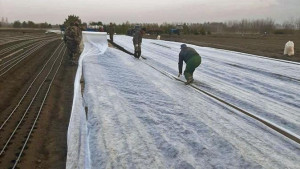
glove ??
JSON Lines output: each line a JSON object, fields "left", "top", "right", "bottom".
{"left": 178, "top": 73, "right": 181, "bottom": 77}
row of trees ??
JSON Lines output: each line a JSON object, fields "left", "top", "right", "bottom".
{"left": 110, "top": 18, "right": 300, "bottom": 35}
{"left": 3, "top": 15, "right": 300, "bottom": 35}
{"left": 223, "top": 18, "right": 300, "bottom": 33}
{"left": 61, "top": 15, "right": 300, "bottom": 35}
{"left": 0, "top": 20, "right": 53, "bottom": 29}
{"left": 12, "top": 20, "right": 52, "bottom": 28}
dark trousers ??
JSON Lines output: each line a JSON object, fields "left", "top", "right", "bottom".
{"left": 110, "top": 34, "right": 113, "bottom": 42}
{"left": 133, "top": 43, "right": 141, "bottom": 58}
{"left": 184, "top": 56, "right": 201, "bottom": 80}
{"left": 66, "top": 41, "right": 79, "bottom": 61}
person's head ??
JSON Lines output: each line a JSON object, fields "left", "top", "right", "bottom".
{"left": 110, "top": 22, "right": 113, "bottom": 25}
{"left": 180, "top": 44, "right": 187, "bottom": 50}
{"left": 74, "top": 21, "right": 79, "bottom": 27}
{"left": 82, "top": 23, "right": 87, "bottom": 29}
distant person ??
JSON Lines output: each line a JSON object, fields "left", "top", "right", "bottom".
{"left": 99, "top": 25, "right": 104, "bottom": 32}
{"left": 64, "top": 21, "right": 81, "bottom": 65}
{"left": 75, "top": 21, "right": 82, "bottom": 47}
{"left": 132, "top": 27, "right": 146, "bottom": 58}
{"left": 178, "top": 44, "right": 201, "bottom": 84}
{"left": 108, "top": 23, "right": 115, "bottom": 42}
{"left": 82, "top": 23, "right": 87, "bottom": 31}
{"left": 157, "top": 35, "right": 160, "bottom": 40}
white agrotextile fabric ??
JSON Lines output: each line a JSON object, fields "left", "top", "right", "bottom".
{"left": 66, "top": 31, "right": 108, "bottom": 169}
{"left": 284, "top": 41, "right": 294, "bottom": 56}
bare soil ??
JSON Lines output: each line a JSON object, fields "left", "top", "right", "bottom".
{"left": 0, "top": 29, "right": 76, "bottom": 169}
{"left": 147, "top": 33, "right": 300, "bottom": 62}
{"left": 19, "top": 58, "right": 77, "bottom": 169}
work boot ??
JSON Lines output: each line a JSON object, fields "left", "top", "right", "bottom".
{"left": 72, "top": 60, "right": 78, "bottom": 66}
{"left": 134, "top": 51, "right": 139, "bottom": 58}
{"left": 185, "top": 77, "right": 194, "bottom": 85}
{"left": 69, "top": 60, "right": 74, "bottom": 65}
{"left": 69, "top": 58, "right": 78, "bottom": 66}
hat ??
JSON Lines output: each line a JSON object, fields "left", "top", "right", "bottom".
{"left": 181, "top": 44, "right": 187, "bottom": 49}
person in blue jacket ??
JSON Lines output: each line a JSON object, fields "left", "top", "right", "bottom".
{"left": 178, "top": 44, "right": 201, "bottom": 84}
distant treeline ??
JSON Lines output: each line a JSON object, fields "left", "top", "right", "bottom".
{"left": 107, "top": 18, "right": 300, "bottom": 35}
{"left": 0, "top": 20, "right": 60, "bottom": 29}
{"left": 2, "top": 17, "right": 300, "bottom": 35}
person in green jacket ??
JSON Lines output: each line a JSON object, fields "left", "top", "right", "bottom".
{"left": 178, "top": 44, "right": 201, "bottom": 84}
{"left": 64, "top": 21, "right": 81, "bottom": 65}
{"left": 108, "top": 23, "right": 115, "bottom": 42}
{"left": 133, "top": 28, "right": 146, "bottom": 58}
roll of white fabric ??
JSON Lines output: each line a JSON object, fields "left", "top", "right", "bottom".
{"left": 284, "top": 41, "right": 294, "bottom": 56}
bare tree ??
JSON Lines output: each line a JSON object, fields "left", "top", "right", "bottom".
{"left": 283, "top": 21, "right": 295, "bottom": 30}
{"left": 296, "top": 18, "right": 300, "bottom": 30}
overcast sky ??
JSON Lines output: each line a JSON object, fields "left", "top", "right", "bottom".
{"left": 1, "top": 0, "right": 299, "bottom": 24}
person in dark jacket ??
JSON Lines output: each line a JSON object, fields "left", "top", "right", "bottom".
{"left": 64, "top": 21, "right": 81, "bottom": 65}
{"left": 132, "top": 28, "right": 146, "bottom": 58}
{"left": 108, "top": 23, "right": 115, "bottom": 42}
{"left": 178, "top": 44, "right": 201, "bottom": 84}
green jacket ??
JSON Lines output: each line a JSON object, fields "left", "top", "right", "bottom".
{"left": 178, "top": 47, "right": 200, "bottom": 74}
{"left": 133, "top": 30, "right": 143, "bottom": 44}
{"left": 64, "top": 25, "right": 81, "bottom": 44}
{"left": 109, "top": 25, "right": 115, "bottom": 35}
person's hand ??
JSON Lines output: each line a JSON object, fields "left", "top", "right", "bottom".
{"left": 178, "top": 73, "right": 181, "bottom": 77}
{"left": 135, "top": 44, "right": 138, "bottom": 48}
